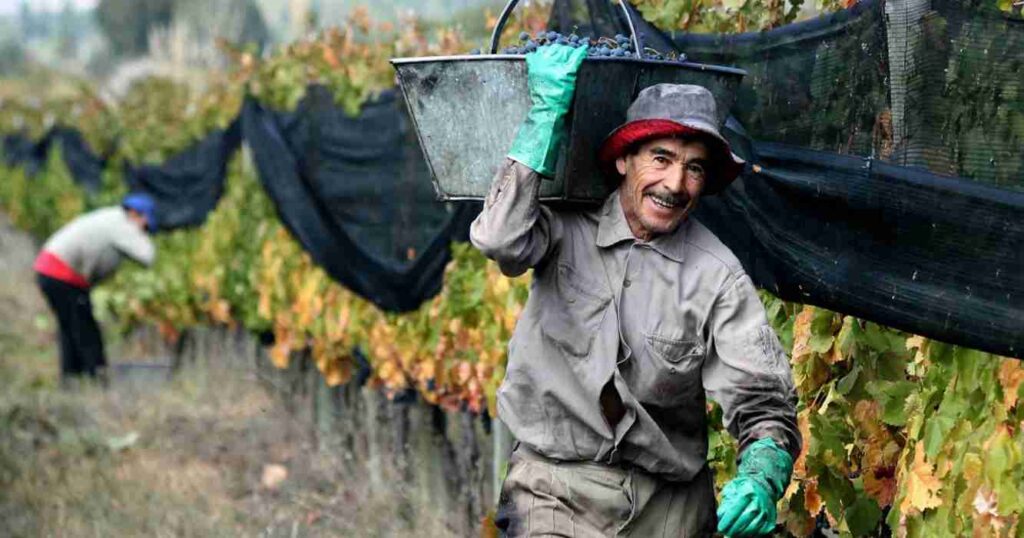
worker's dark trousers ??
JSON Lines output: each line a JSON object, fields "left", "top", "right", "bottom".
{"left": 36, "top": 274, "right": 106, "bottom": 380}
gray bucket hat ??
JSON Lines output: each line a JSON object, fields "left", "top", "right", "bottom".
{"left": 598, "top": 84, "right": 745, "bottom": 195}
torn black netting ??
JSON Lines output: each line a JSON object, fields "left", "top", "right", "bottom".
{"left": 241, "top": 86, "right": 479, "bottom": 314}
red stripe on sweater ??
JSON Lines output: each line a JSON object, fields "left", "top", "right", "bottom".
{"left": 34, "top": 251, "right": 90, "bottom": 289}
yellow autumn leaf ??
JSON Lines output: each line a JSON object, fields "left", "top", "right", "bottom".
{"left": 791, "top": 305, "right": 815, "bottom": 362}
{"left": 378, "top": 360, "right": 397, "bottom": 384}
{"left": 311, "top": 340, "right": 329, "bottom": 371}
{"left": 503, "top": 306, "right": 520, "bottom": 333}
{"left": 793, "top": 409, "right": 812, "bottom": 477}
{"left": 467, "top": 328, "right": 483, "bottom": 347}
{"left": 493, "top": 275, "right": 511, "bottom": 295}
{"left": 416, "top": 359, "right": 437, "bottom": 384}
{"left": 456, "top": 361, "right": 473, "bottom": 385}
{"left": 269, "top": 341, "right": 291, "bottom": 369}
{"left": 211, "top": 299, "right": 231, "bottom": 324}
{"left": 998, "top": 358, "right": 1024, "bottom": 411}
{"left": 475, "top": 361, "right": 494, "bottom": 383}
{"left": 326, "top": 303, "right": 350, "bottom": 343}
{"left": 900, "top": 447, "right": 943, "bottom": 515}
{"left": 323, "top": 360, "right": 349, "bottom": 387}
{"left": 826, "top": 342, "right": 844, "bottom": 365}
{"left": 398, "top": 348, "right": 416, "bottom": 370}
{"left": 905, "top": 335, "right": 930, "bottom": 366}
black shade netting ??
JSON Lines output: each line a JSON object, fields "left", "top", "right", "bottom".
{"left": 3, "top": 128, "right": 107, "bottom": 191}
{"left": 668, "top": 0, "right": 1024, "bottom": 187}
{"left": 670, "top": 0, "right": 890, "bottom": 157}
{"left": 48, "top": 127, "right": 107, "bottom": 193}
{"left": 241, "top": 86, "right": 479, "bottom": 313}
{"left": 894, "top": 0, "right": 1024, "bottom": 189}
{"left": 2, "top": 132, "right": 50, "bottom": 176}
{"left": 708, "top": 127, "right": 1024, "bottom": 358}
{"left": 124, "top": 119, "right": 242, "bottom": 230}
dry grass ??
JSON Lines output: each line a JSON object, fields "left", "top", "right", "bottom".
{"left": 0, "top": 214, "right": 455, "bottom": 538}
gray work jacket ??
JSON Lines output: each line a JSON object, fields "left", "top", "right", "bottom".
{"left": 470, "top": 159, "right": 800, "bottom": 481}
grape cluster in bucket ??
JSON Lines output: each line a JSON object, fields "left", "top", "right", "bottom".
{"left": 470, "top": 31, "right": 687, "bottom": 62}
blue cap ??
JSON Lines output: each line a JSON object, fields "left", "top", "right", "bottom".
{"left": 122, "top": 192, "right": 157, "bottom": 232}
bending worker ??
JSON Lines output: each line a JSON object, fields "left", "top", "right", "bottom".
{"left": 34, "top": 193, "right": 157, "bottom": 384}
{"left": 471, "top": 44, "right": 800, "bottom": 537}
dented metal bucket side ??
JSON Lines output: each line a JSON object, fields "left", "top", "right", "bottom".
{"left": 393, "top": 55, "right": 746, "bottom": 202}
{"left": 394, "top": 58, "right": 566, "bottom": 201}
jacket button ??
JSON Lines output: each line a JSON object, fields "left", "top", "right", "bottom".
{"left": 623, "top": 279, "right": 631, "bottom": 288}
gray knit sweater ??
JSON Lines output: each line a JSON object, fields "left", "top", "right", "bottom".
{"left": 42, "top": 206, "right": 155, "bottom": 285}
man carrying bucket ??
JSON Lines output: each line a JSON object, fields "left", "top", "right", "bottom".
{"left": 471, "top": 44, "right": 800, "bottom": 537}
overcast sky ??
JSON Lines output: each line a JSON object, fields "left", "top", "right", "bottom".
{"left": 0, "top": 0, "right": 98, "bottom": 15}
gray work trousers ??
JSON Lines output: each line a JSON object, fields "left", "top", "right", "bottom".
{"left": 496, "top": 444, "right": 717, "bottom": 537}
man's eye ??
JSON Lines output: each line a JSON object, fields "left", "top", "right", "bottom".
{"left": 654, "top": 156, "right": 670, "bottom": 164}
{"left": 687, "top": 163, "right": 705, "bottom": 177}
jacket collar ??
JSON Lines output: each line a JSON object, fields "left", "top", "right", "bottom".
{"left": 595, "top": 189, "right": 688, "bottom": 263}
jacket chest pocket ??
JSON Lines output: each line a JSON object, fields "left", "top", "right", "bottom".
{"left": 539, "top": 263, "right": 611, "bottom": 358}
{"left": 638, "top": 333, "right": 706, "bottom": 405}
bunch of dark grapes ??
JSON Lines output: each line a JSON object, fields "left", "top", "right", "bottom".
{"left": 469, "top": 31, "right": 687, "bottom": 63}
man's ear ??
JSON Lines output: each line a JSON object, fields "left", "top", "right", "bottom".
{"left": 615, "top": 155, "right": 627, "bottom": 176}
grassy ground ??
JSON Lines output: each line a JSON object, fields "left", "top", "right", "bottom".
{"left": 0, "top": 213, "right": 451, "bottom": 537}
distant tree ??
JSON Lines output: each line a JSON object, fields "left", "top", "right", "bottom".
{"left": 57, "top": 0, "right": 77, "bottom": 57}
{"left": 19, "top": 2, "right": 38, "bottom": 40}
{"left": 96, "top": 0, "right": 177, "bottom": 56}
{"left": 0, "top": 40, "right": 26, "bottom": 75}
{"left": 172, "top": 0, "right": 269, "bottom": 51}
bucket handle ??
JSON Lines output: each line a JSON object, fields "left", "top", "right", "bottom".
{"left": 488, "top": 0, "right": 644, "bottom": 59}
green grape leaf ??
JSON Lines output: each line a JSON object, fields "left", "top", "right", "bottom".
{"left": 866, "top": 380, "right": 917, "bottom": 426}
{"left": 845, "top": 496, "right": 883, "bottom": 536}
{"left": 922, "top": 414, "right": 955, "bottom": 458}
{"left": 819, "top": 469, "right": 857, "bottom": 522}
{"left": 836, "top": 363, "right": 861, "bottom": 396}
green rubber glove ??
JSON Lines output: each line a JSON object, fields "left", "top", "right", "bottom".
{"left": 717, "top": 438, "right": 794, "bottom": 537}
{"left": 507, "top": 43, "right": 588, "bottom": 177}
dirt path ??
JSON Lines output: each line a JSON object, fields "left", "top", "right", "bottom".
{"left": 0, "top": 213, "right": 448, "bottom": 537}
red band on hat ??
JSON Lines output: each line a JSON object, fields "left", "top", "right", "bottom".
{"left": 597, "top": 119, "right": 705, "bottom": 164}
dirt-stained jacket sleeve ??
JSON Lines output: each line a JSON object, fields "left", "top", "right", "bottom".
{"left": 702, "top": 273, "right": 802, "bottom": 460}
{"left": 469, "top": 158, "right": 563, "bottom": 277}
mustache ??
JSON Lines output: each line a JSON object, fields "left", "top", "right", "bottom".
{"left": 643, "top": 188, "right": 690, "bottom": 206}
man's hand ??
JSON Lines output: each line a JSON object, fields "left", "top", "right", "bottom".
{"left": 508, "top": 43, "right": 588, "bottom": 177}
{"left": 716, "top": 438, "right": 794, "bottom": 537}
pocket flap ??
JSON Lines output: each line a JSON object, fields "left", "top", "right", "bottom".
{"left": 645, "top": 334, "right": 706, "bottom": 364}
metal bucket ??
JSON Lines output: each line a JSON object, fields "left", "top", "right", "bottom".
{"left": 391, "top": 0, "right": 746, "bottom": 203}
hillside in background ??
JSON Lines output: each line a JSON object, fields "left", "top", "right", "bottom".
{"left": 1, "top": 0, "right": 508, "bottom": 80}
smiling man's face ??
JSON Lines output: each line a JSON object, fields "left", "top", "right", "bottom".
{"left": 615, "top": 136, "right": 709, "bottom": 242}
